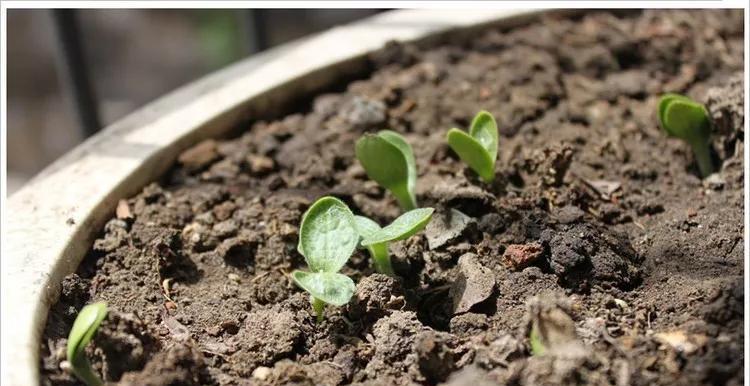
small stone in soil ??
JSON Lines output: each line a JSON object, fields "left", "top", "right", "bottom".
{"left": 425, "top": 208, "right": 474, "bottom": 250}
{"left": 247, "top": 154, "right": 275, "bottom": 175}
{"left": 340, "top": 96, "right": 386, "bottom": 128}
{"left": 116, "top": 199, "right": 133, "bottom": 219}
{"left": 450, "top": 253, "right": 495, "bottom": 314}
{"left": 252, "top": 366, "right": 272, "bottom": 380}
{"left": 178, "top": 139, "right": 219, "bottom": 172}
{"left": 502, "top": 242, "right": 544, "bottom": 271}
{"left": 220, "top": 320, "right": 240, "bottom": 335}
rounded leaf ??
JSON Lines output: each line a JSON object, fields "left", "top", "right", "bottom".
{"left": 356, "top": 131, "right": 417, "bottom": 210}
{"left": 658, "top": 93, "right": 691, "bottom": 128}
{"left": 298, "top": 196, "right": 358, "bottom": 272}
{"left": 292, "top": 271, "right": 356, "bottom": 306}
{"left": 361, "top": 207, "right": 434, "bottom": 246}
{"left": 663, "top": 99, "right": 710, "bottom": 143}
{"left": 356, "top": 134, "right": 408, "bottom": 191}
{"left": 447, "top": 128, "right": 495, "bottom": 182}
{"left": 67, "top": 302, "right": 108, "bottom": 364}
{"left": 354, "top": 215, "right": 381, "bottom": 240}
{"left": 377, "top": 130, "right": 417, "bottom": 195}
{"left": 469, "top": 110, "right": 499, "bottom": 161}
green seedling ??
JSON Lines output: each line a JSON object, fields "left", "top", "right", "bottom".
{"left": 67, "top": 302, "right": 108, "bottom": 386}
{"left": 529, "top": 325, "right": 545, "bottom": 356}
{"left": 354, "top": 208, "right": 434, "bottom": 275}
{"left": 355, "top": 130, "right": 418, "bottom": 211}
{"left": 446, "top": 110, "right": 499, "bottom": 183}
{"left": 292, "top": 196, "right": 358, "bottom": 322}
{"left": 658, "top": 93, "right": 714, "bottom": 177}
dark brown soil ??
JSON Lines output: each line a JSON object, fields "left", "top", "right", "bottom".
{"left": 40, "top": 9, "right": 744, "bottom": 386}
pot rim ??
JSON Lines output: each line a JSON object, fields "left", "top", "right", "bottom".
{"left": 2, "top": 9, "right": 546, "bottom": 384}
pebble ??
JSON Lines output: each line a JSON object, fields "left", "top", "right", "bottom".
{"left": 252, "top": 366, "right": 272, "bottom": 380}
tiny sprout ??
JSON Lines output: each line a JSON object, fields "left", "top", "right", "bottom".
{"left": 292, "top": 196, "right": 359, "bottom": 321}
{"left": 658, "top": 93, "right": 714, "bottom": 177}
{"left": 529, "top": 325, "right": 544, "bottom": 356}
{"left": 67, "top": 302, "right": 108, "bottom": 386}
{"left": 446, "top": 110, "right": 499, "bottom": 183}
{"left": 354, "top": 208, "right": 434, "bottom": 275}
{"left": 355, "top": 130, "right": 418, "bottom": 211}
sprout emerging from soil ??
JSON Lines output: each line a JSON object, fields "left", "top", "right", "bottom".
{"left": 658, "top": 93, "right": 714, "bottom": 177}
{"left": 446, "top": 110, "right": 499, "bottom": 183}
{"left": 354, "top": 208, "right": 434, "bottom": 275}
{"left": 292, "top": 196, "right": 358, "bottom": 322}
{"left": 355, "top": 130, "right": 418, "bottom": 211}
{"left": 66, "top": 302, "right": 108, "bottom": 386}
{"left": 529, "top": 325, "right": 545, "bottom": 356}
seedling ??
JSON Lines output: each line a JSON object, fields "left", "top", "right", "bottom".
{"left": 529, "top": 325, "right": 544, "bottom": 356}
{"left": 292, "top": 196, "right": 358, "bottom": 321}
{"left": 354, "top": 208, "right": 434, "bottom": 275}
{"left": 658, "top": 93, "right": 714, "bottom": 177}
{"left": 355, "top": 130, "right": 418, "bottom": 210}
{"left": 67, "top": 302, "right": 108, "bottom": 386}
{"left": 446, "top": 110, "right": 499, "bottom": 183}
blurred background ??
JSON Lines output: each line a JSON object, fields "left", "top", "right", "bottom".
{"left": 7, "top": 9, "right": 382, "bottom": 195}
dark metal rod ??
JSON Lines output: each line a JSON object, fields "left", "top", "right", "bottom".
{"left": 50, "top": 9, "right": 101, "bottom": 138}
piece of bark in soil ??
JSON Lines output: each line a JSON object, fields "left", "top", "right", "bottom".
{"left": 450, "top": 253, "right": 496, "bottom": 314}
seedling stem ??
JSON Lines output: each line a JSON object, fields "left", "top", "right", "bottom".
{"left": 367, "top": 243, "right": 394, "bottom": 275}
{"left": 312, "top": 296, "right": 326, "bottom": 323}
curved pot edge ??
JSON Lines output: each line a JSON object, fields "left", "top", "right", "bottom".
{"left": 2, "top": 8, "right": 546, "bottom": 385}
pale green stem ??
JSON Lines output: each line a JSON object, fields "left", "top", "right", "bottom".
{"left": 479, "top": 167, "right": 495, "bottom": 184}
{"left": 71, "top": 358, "right": 103, "bottom": 386}
{"left": 391, "top": 185, "right": 417, "bottom": 211}
{"left": 690, "top": 139, "right": 715, "bottom": 178}
{"left": 311, "top": 296, "right": 325, "bottom": 323}
{"left": 529, "top": 325, "right": 545, "bottom": 356}
{"left": 367, "top": 243, "right": 394, "bottom": 275}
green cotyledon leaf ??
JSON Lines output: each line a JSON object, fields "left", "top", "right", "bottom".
{"left": 662, "top": 98, "right": 711, "bottom": 143}
{"left": 355, "top": 131, "right": 418, "bottom": 210}
{"left": 469, "top": 110, "right": 499, "bottom": 161}
{"left": 361, "top": 208, "right": 434, "bottom": 246}
{"left": 447, "top": 110, "right": 499, "bottom": 183}
{"left": 297, "top": 196, "right": 359, "bottom": 273}
{"left": 657, "top": 93, "right": 714, "bottom": 177}
{"left": 354, "top": 215, "right": 381, "bottom": 241}
{"left": 67, "top": 302, "right": 108, "bottom": 365}
{"left": 658, "top": 93, "right": 692, "bottom": 130}
{"left": 291, "top": 271, "right": 356, "bottom": 306}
